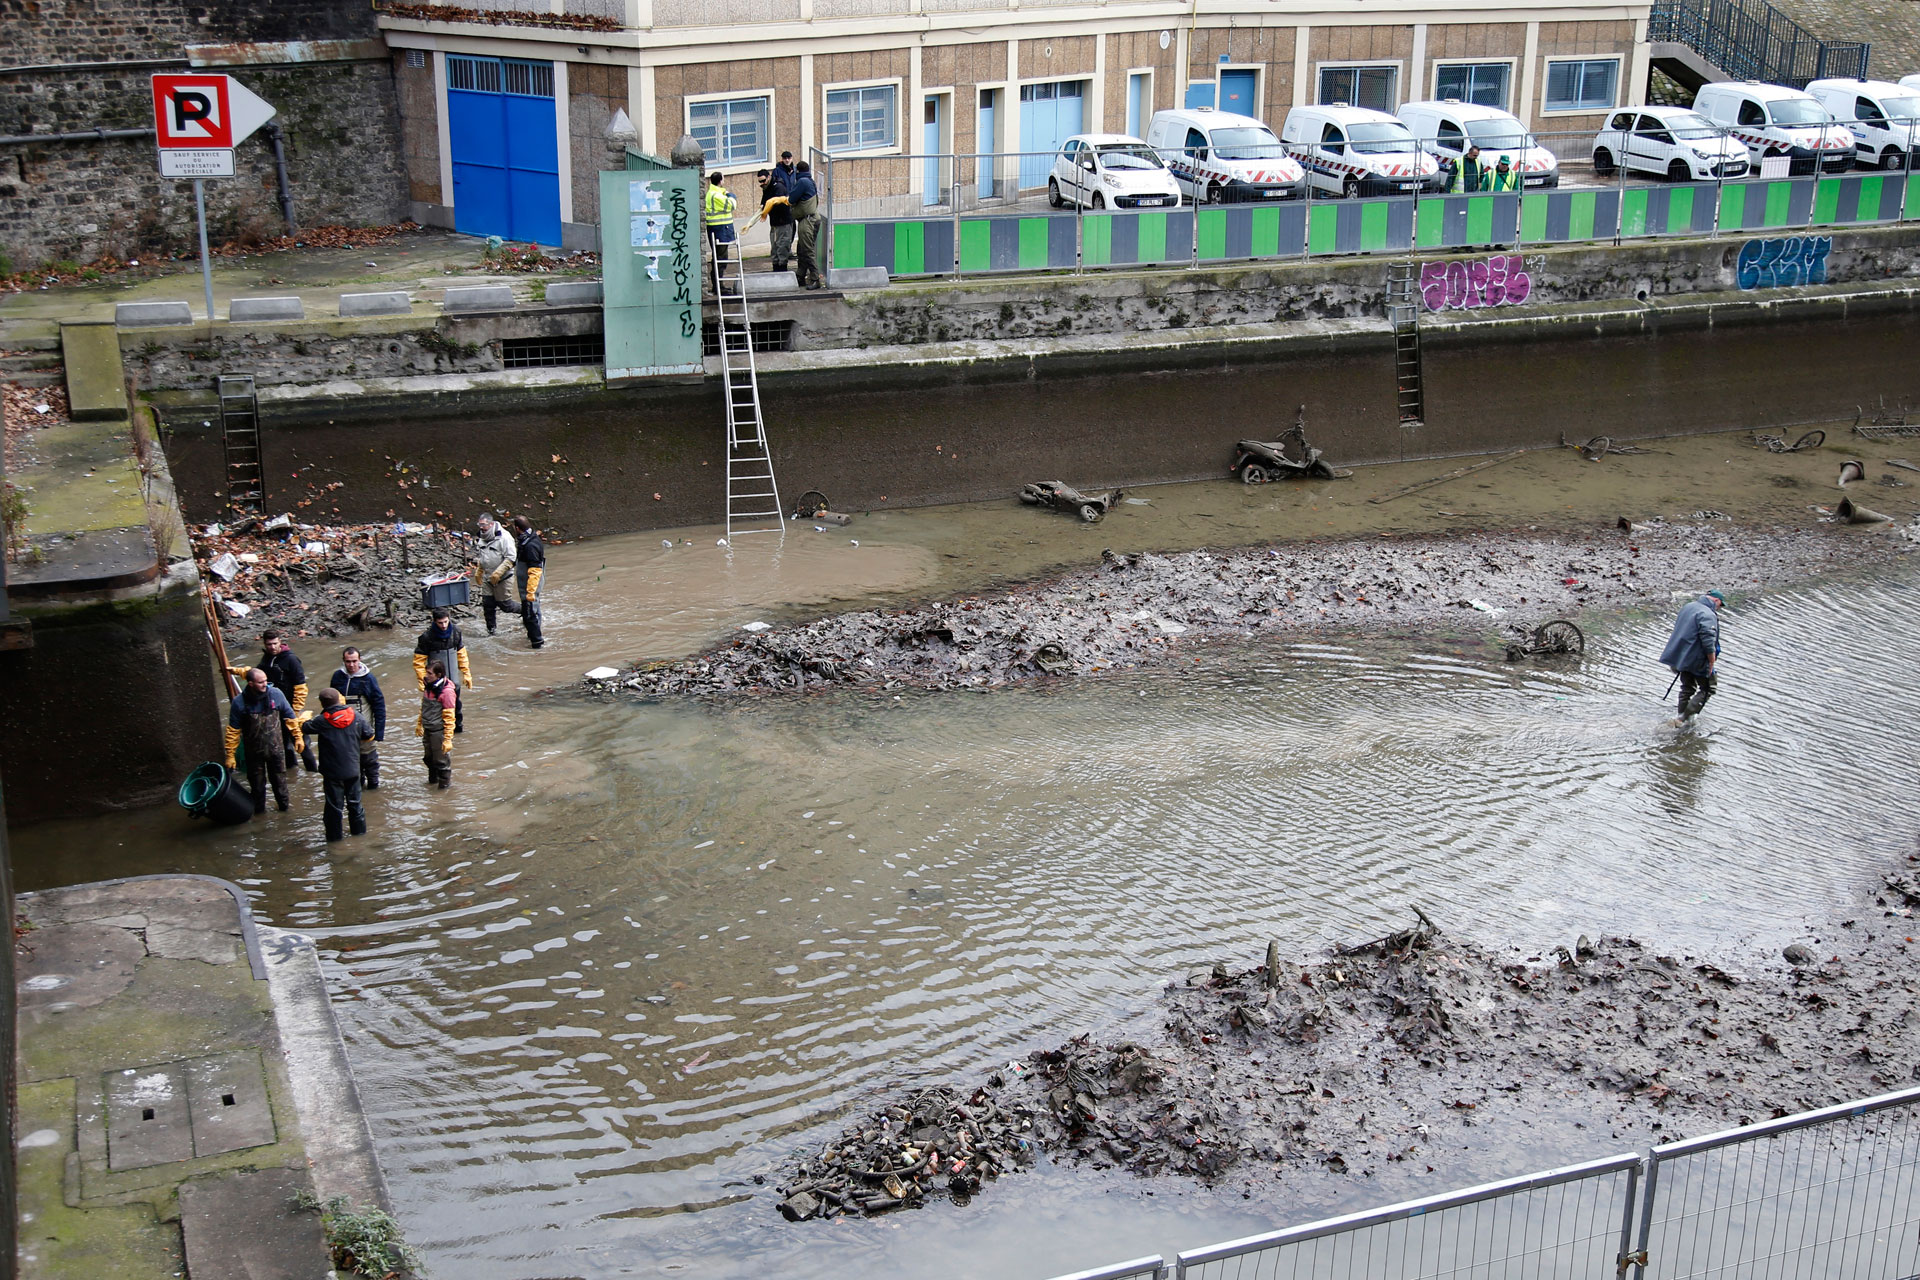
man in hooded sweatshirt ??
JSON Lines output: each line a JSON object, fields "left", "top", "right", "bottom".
{"left": 299, "top": 686, "right": 375, "bottom": 842}
{"left": 1660, "top": 589, "right": 1725, "bottom": 717}
{"left": 330, "top": 646, "right": 386, "bottom": 790}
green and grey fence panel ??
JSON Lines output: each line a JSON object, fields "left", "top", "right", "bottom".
{"left": 1716, "top": 179, "right": 1816, "bottom": 233}
{"left": 1084, "top": 209, "right": 1199, "bottom": 268}
{"left": 1194, "top": 205, "right": 1307, "bottom": 263}
{"left": 1618, "top": 186, "right": 1717, "bottom": 238}
{"left": 1809, "top": 174, "right": 1905, "bottom": 227}
{"left": 831, "top": 219, "right": 956, "bottom": 277}
{"left": 1414, "top": 194, "right": 1521, "bottom": 250}
{"left": 957, "top": 214, "right": 1078, "bottom": 273}
{"left": 1517, "top": 189, "right": 1621, "bottom": 245}
{"left": 1307, "top": 197, "right": 1415, "bottom": 256}
{"left": 1910, "top": 174, "right": 1920, "bottom": 221}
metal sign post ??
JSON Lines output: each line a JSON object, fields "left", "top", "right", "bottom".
{"left": 150, "top": 73, "right": 277, "bottom": 325}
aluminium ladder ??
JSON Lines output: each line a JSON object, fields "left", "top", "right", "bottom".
{"left": 712, "top": 250, "right": 784, "bottom": 540}
{"left": 1385, "top": 261, "right": 1426, "bottom": 428}
{"left": 217, "top": 374, "right": 265, "bottom": 515}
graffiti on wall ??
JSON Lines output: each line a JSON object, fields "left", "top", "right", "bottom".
{"left": 1737, "top": 236, "right": 1831, "bottom": 290}
{"left": 1420, "top": 255, "right": 1534, "bottom": 311}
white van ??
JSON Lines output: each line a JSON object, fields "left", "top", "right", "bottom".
{"left": 1278, "top": 104, "right": 1442, "bottom": 198}
{"left": 1397, "top": 100, "right": 1559, "bottom": 188}
{"left": 1806, "top": 78, "right": 1920, "bottom": 170}
{"left": 1692, "top": 81, "right": 1854, "bottom": 175}
{"left": 1143, "top": 108, "right": 1307, "bottom": 203}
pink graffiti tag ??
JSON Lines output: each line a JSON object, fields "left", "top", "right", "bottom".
{"left": 1420, "top": 255, "right": 1530, "bottom": 311}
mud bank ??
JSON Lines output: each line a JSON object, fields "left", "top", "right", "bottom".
{"left": 779, "top": 859, "right": 1920, "bottom": 1222}
{"left": 585, "top": 520, "right": 1901, "bottom": 698}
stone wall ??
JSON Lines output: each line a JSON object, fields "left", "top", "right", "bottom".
{"left": 0, "top": 0, "right": 378, "bottom": 66}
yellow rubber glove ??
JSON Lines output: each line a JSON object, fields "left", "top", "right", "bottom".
{"left": 222, "top": 725, "right": 242, "bottom": 769}
{"left": 289, "top": 682, "right": 308, "bottom": 715}
{"left": 412, "top": 652, "right": 428, "bottom": 687}
{"left": 488, "top": 562, "right": 511, "bottom": 588}
{"left": 524, "top": 567, "right": 542, "bottom": 601}
{"left": 414, "top": 713, "right": 424, "bottom": 738}
{"left": 456, "top": 646, "right": 472, "bottom": 689}
{"left": 441, "top": 717, "right": 454, "bottom": 753}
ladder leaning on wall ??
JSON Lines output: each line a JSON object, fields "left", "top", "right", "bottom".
{"left": 712, "top": 250, "right": 784, "bottom": 542}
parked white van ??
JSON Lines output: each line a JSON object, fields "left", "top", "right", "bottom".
{"left": 1692, "top": 81, "right": 1854, "bottom": 174}
{"left": 1278, "top": 104, "right": 1442, "bottom": 198}
{"left": 1806, "top": 78, "right": 1920, "bottom": 170}
{"left": 1143, "top": 108, "right": 1307, "bottom": 203}
{"left": 1397, "top": 100, "right": 1560, "bottom": 188}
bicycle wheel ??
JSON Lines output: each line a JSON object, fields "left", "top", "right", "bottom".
{"left": 1533, "top": 620, "right": 1585, "bottom": 655}
{"left": 1791, "top": 430, "right": 1826, "bottom": 452}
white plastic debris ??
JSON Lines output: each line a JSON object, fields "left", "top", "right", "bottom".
{"left": 585, "top": 667, "right": 620, "bottom": 680}
{"left": 302, "top": 541, "right": 327, "bottom": 554}
{"left": 204, "top": 522, "right": 223, "bottom": 537}
{"left": 850, "top": 539, "right": 859, "bottom": 546}
{"left": 263, "top": 514, "right": 293, "bottom": 531}
{"left": 237, "top": 552, "right": 259, "bottom": 564}
{"left": 32, "top": 403, "right": 50, "bottom": 415}
{"left": 741, "top": 621, "right": 772, "bottom": 632}
{"left": 1154, "top": 618, "right": 1189, "bottom": 635}
{"left": 717, "top": 538, "right": 728, "bottom": 547}
{"left": 223, "top": 599, "right": 252, "bottom": 617}
{"left": 1469, "top": 599, "right": 1505, "bottom": 615}
{"left": 662, "top": 539, "right": 674, "bottom": 548}
{"left": 207, "top": 552, "right": 240, "bottom": 581}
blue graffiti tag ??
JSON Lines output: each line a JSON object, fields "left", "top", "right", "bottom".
{"left": 1737, "top": 236, "right": 1831, "bottom": 290}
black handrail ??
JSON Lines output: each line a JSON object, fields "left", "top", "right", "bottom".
{"left": 1649, "top": 0, "right": 1869, "bottom": 89}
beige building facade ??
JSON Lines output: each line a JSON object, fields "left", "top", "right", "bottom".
{"left": 378, "top": 0, "right": 1651, "bottom": 247}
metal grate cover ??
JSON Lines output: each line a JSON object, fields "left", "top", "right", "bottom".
{"left": 702, "top": 320, "right": 791, "bottom": 358}
{"left": 500, "top": 334, "right": 605, "bottom": 368}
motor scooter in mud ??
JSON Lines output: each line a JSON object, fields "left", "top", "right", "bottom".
{"left": 1230, "top": 410, "right": 1353, "bottom": 484}
{"left": 1019, "top": 480, "right": 1125, "bottom": 523}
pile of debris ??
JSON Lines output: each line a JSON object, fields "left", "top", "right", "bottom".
{"left": 776, "top": 1085, "right": 1039, "bottom": 1221}
{"left": 193, "top": 515, "right": 471, "bottom": 647}
{"left": 3, "top": 382, "right": 68, "bottom": 470}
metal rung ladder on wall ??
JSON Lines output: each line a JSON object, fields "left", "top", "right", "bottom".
{"left": 1385, "top": 261, "right": 1425, "bottom": 427}
{"left": 217, "top": 374, "right": 264, "bottom": 515}
{"left": 712, "top": 250, "right": 784, "bottom": 540}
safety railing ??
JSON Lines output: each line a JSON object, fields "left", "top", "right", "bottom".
{"left": 1649, "top": 0, "right": 1869, "bottom": 89}
{"left": 1044, "top": 1084, "right": 1920, "bottom": 1280}
{"left": 822, "top": 123, "right": 1920, "bottom": 282}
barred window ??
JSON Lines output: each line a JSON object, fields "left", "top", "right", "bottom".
{"left": 825, "top": 85, "right": 896, "bottom": 152}
{"left": 689, "top": 96, "right": 771, "bottom": 167}
{"left": 448, "top": 55, "right": 553, "bottom": 98}
{"left": 1544, "top": 59, "right": 1618, "bottom": 112}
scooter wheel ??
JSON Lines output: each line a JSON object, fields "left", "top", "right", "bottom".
{"left": 1241, "top": 464, "right": 1272, "bottom": 485}
{"left": 1078, "top": 504, "right": 1102, "bottom": 523}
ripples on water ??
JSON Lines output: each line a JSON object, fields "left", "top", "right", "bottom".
{"left": 15, "top": 571, "right": 1920, "bottom": 1278}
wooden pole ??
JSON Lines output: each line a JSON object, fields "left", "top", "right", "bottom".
{"left": 204, "top": 587, "right": 240, "bottom": 699}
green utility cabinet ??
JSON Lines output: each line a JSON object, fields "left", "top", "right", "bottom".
{"left": 600, "top": 151, "right": 701, "bottom": 381}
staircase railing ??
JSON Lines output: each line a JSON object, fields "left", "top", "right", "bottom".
{"left": 1649, "top": 0, "right": 1868, "bottom": 89}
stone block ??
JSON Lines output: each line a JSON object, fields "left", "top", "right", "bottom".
{"left": 114, "top": 301, "right": 195, "bottom": 328}
{"left": 227, "top": 296, "right": 305, "bottom": 322}
{"left": 543, "top": 280, "right": 603, "bottom": 306}
{"left": 744, "top": 272, "right": 798, "bottom": 297}
{"left": 338, "top": 291, "right": 412, "bottom": 317}
{"left": 828, "top": 266, "right": 889, "bottom": 291}
{"left": 442, "top": 285, "right": 516, "bottom": 312}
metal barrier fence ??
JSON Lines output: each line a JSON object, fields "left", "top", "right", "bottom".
{"left": 1042, "top": 1084, "right": 1920, "bottom": 1280}
{"left": 820, "top": 124, "right": 1920, "bottom": 280}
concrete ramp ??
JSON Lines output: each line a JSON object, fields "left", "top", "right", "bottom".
{"left": 59, "top": 322, "right": 129, "bottom": 423}
{"left": 1649, "top": 42, "right": 1724, "bottom": 96}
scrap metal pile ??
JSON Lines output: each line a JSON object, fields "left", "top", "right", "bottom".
{"left": 192, "top": 515, "right": 470, "bottom": 646}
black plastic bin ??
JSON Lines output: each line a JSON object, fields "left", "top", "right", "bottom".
{"left": 178, "top": 762, "right": 253, "bottom": 825}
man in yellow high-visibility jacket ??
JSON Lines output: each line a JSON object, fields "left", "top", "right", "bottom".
{"left": 704, "top": 171, "right": 738, "bottom": 267}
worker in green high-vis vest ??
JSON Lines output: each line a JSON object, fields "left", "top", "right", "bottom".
{"left": 1487, "top": 154, "right": 1522, "bottom": 192}
{"left": 1451, "top": 145, "right": 1486, "bottom": 194}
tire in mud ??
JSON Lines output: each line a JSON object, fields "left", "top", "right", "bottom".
{"left": 1533, "top": 619, "right": 1585, "bottom": 655}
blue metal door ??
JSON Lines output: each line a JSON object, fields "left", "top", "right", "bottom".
{"left": 1018, "top": 81, "right": 1085, "bottom": 191}
{"left": 1220, "top": 70, "right": 1257, "bottom": 116}
{"left": 924, "top": 95, "right": 943, "bottom": 206}
{"left": 448, "top": 55, "right": 561, "bottom": 246}
{"left": 978, "top": 89, "right": 997, "bottom": 200}
{"left": 1184, "top": 82, "right": 1217, "bottom": 109}
{"left": 1127, "top": 73, "right": 1149, "bottom": 138}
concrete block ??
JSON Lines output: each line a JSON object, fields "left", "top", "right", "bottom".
{"left": 543, "top": 280, "right": 603, "bottom": 306}
{"left": 61, "top": 322, "right": 130, "bottom": 421}
{"left": 744, "top": 272, "right": 799, "bottom": 297}
{"left": 114, "top": 301, "right": 194, "bottom": 328}
{"left": 228, "top": 296, "right": 304, "bottom": 322}
{"left": 828, "top": 266, "right": 889, "bottom": 291}
{"left": 442, "top": 285, "right": 516, "bottom": 312}
{"left": 338, "top": 291, "right": 412, "bottom": 317}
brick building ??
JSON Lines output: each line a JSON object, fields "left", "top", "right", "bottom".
{"left": 378, "top": 0, "right": 1653, "bottom": 249}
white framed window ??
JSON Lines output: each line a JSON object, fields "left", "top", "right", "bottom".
{"left": 1432, "top": 60, "right": 1513, "bottom": 110}
{"left": 1317, "top": 62, "right": 1400, "bottom": 113}
{"left": 825, "top": 81, "right": 900, "bottom": 153}
{"left": 687, "top": 92, "right": 773, "bottom": 167}
{"left": 1542, "top": 57, "right": 1620, "bottom": 113}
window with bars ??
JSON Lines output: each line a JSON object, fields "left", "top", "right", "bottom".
{"left": 825, "top": 85, "right": 897, "bottom": 152}
{"left": 689, "top": 95, "right": 771, "bottom": 167}
{"left": 447, "top": 55, "right": 554, "bottom": 98}
{"left": 1434, "top": 63, "right": 1510, "bottom": 110}
{"left": 701, "top": 320, "right": 792, "bottom": 357}
{"left": 1318, "top": 65, "right": 1398, "bottom": 113}
{"left": 500, "top": 334, "right": 606, "bottom": 368}
{"left": 1543, "top": 59, "right": 1618, "bottom": 112}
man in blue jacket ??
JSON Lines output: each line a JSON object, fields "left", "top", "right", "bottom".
{"left": 330, "top": 647, "right": 386, "bottom": 790}
{"left": 1660, "top": 589, "right": 1724, "bottom": 717}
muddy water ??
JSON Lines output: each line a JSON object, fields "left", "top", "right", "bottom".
{"left": 14, "top": 438, "right": 1920, "bottom": 1279}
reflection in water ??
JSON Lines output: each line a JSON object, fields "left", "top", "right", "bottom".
{"left": 11, "top": 553, "right": 1919, "bottom": 1280}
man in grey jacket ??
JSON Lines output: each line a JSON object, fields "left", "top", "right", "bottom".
{"left": 471, "top": 511, "right": 518, "bottom": 635}
{"left": 1659, "top": 589, "right": 1724, "bottom": 717}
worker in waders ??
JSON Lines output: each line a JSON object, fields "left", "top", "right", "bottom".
{"left": 229, "top": 630, "right": 314, "bottom": 772}
{"left": 413, "top": 608, "right": 471, "bottom": 734}
{"left": 1660, "top": 589, "right": 1725, "bottom": 717}
{"left": 223, "top": 667, "right": 299, "bottom": 813}
{"left": 299, "top": 687, "right": 374, "bottom": 842}
{"left": 330, "top": 646, "right": 386, "bottom": 790}
{"left": 418, "top": 660, "right": 456, "bottom": 789}
{"left": 510, "top": 515, "right": 546, "bottom": 649}
{"left": 471, "top": 512, "right": 518, "bottom": 636}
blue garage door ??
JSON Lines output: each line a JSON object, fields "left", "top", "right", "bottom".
{"left": 448, "top": 55, "right": 561, "bottom": 246}
{"left": 1018, "top": 80, "right": 1085, "bottom": 190}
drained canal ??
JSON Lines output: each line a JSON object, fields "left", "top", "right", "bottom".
{"left": 13, "top": 447, "right": 1920, "bottom": 1279}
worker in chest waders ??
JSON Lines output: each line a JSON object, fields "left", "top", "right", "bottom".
{"left": 298, "top": 687, "right": 374, "bottom": 843}
{"left": 229, "top": 629, "right": 314, "bottom": 772}
{"left": 330, "top": 646, "right": 386, "bottom": 790}
{"left": 1660, "top": 589, "right": 1725, "bottom": 717}
{"left": 413, "top": 608, "right": 471, "bottom": 733}
{"left": 418, "top": 660, "right": 457, "bottom": 789}
{"left": 471, "top": 512, "right": 519, "bottom": 636}
{"left": 511, "top": 515, "right": 546, "bottom": 649}
{"left": 223, "top": 668, "right": 298, "bottom": 813}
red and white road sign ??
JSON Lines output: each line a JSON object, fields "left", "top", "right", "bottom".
{"left": 151, "top": 73, "right": 276, "bottom": 152}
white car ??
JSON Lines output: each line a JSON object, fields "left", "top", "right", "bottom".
{"left": 1278, "top": 104, "right": 1442, "bottom": 198}
{"left": 1693, "top": 81, "right": 1854, "bottom": 175}
{"left": 1398, "top": 100, "right": 1560, "bottom": 188}
{"left": 1592, "top": 106, "right": 1750, "bottom": 181}
{"left": 1048, "top": 135, "right": 1183, "bottom": 210}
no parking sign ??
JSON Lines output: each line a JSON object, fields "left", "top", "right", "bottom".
{"left": 150, "top": 73, "right": 276, "bottom": 177}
